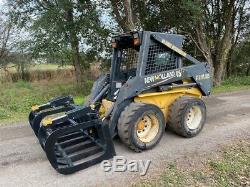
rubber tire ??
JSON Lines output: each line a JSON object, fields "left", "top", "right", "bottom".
{"left": 118, "top": 103, "right": 165, "bottom": 152}
{"left": 168, "top": 96, "right": 206, "bottom": 138}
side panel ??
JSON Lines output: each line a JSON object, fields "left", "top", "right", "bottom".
{"left": 134, "top": 87, "right": 202, "bottom": 122}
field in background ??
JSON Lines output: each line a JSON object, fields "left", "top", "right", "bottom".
{"left": 0, "top": 64, "right": 73, "bottom": 73}
{"left": 29, "top": 64, "right": 73, "bottom": 71}
{"left": 0, "top": 63, "right": 100, "bottom": 83}
{"left": 0, "top": 64, "right": 74, "bottom": 83}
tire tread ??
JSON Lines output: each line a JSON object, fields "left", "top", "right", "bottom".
{"left": 168, "top": 96, "right": 206, "bottom": 137}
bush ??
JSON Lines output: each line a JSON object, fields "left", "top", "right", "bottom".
{"left": 222, "top": 76, "right": 250, "bottom": 86}
{"left": 213, "top": 76, "right": 250, "bottom": 93}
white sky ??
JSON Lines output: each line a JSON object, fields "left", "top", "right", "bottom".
{"left": 0, "top": 0, "right": 7, "bottom": 13}
{"left": 0, "top": 0, "right": 5, "bottom": 6}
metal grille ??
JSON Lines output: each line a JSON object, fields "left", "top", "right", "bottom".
{"left": 120, "top": 48, "right": 139, "bottom": 72}
{"left": 145, "top": 44, "right": 177, "bottom": 75}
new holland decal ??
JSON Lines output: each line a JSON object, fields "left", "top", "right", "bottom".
{"left": 144, "top": 69, "right": 183, "bottom": 85}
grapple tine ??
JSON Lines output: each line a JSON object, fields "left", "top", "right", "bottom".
{"left": 28, "top": 95, "right": 75, "bottom": 136}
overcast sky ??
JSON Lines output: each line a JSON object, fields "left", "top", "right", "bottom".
{"left": 0, "top": 0, "right": 6, "bottom": 12}
{"left": 0, "top": 0, "right": 5, "bottom": 6}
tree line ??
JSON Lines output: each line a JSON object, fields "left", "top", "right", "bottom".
{"left": 0, "top": 0, "right": 250, "bottom": 87}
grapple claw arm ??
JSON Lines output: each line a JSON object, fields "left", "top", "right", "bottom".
{"left": 49, "top": 95, "right": 74, "bottom": 107}
{"left": 29, "top": 95, "right": 76, "bottom": 136}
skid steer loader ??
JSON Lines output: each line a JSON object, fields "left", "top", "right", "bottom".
{"left": 29, "top": 31, "right": 211, "bottom": 174}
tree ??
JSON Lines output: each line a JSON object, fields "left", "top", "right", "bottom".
{"left": 109, "top": 0, "right": 137, "bottom": 31}
{"left": 9, "top": 0, "right": 109, "bottom": 87}
{"left": 0, "top": 13, "right": 13, "bottom": 69}
{"left": 107, "top": 0, "right": 250, "bottom": 85}
{"left": 232, "top": 32, "right": 250, "bottom": 76}
{"left": 186, "top": 0, "right": 249, "bottom": 85}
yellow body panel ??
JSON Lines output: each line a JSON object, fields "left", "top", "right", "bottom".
{"left": 99, "top": 99, "right": 114, "bottom": 118}
{"left": 41, "top": 118, "right": 53, "bottom": 126}
{"left": 134, "top": 87, "right": 202, "bottom": 122}
{"left": 31, "top": 105, "right": 39, "bottom": 111}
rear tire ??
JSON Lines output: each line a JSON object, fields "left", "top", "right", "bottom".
{"left": 118, "top": 103, "right": 165, "bottom": 152}
{"left": 168, "top": 96, "right": 206, "bottom": 138}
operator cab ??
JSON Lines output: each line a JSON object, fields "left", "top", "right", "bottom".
{"left": 111, "top": 32, "right": 141, "bottom": 80}
{"left": 108, "top": 32, "right": 141, "bottom": 100}
{"left": 108, "top": 31, "right": 184, "bottom": 101}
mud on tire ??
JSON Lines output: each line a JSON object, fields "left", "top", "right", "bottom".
{"left": 168, "top": 96, "right": 206, "bottom": 138}
{"left": 118, "top": 103, "right": 165, "bottom": 152}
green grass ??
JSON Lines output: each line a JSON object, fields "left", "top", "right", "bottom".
{"left": 213, "top": 76, "right": 250, "bottom": 93}
{"left": 138, "top": 140, "right": 250, "bottom": 187}
{"left": 0, "top": 80, "right": 91, "bottom": 124}
{"left": 74, "top": 95, "right": 85, "bottom": 105}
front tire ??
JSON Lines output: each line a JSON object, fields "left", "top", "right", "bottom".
{"left": 118, "top": 103, "right": 165, "bottom": 152}
{"left": 168, "top": 96, "right": 206, "bottom": 138}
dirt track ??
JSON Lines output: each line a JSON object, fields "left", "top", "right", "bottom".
{"left": 0, "top": 90, "right": 250, "bottom": 187}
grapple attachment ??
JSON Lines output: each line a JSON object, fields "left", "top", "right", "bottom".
{"left": 29, "top": 97, "right": 115, "bottom": 174}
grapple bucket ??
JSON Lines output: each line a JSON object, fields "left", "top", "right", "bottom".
{"left": 29, "top": 97, "right": 115, "bottom": 174}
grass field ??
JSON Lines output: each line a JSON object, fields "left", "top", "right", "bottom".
{"left": 0, "top": 63, "right": 75, "bottom": 83}
{"left": 137, "top": 140, "right": 250, "bottom": 187}
{"left": 0, "top": 63, "right": 73, "bottom": 74}
{"left": 29, "top": 64, "right": 73, "bottom": 71}
{"left": 0, "top": 79, "right": 93, "bottom": 123}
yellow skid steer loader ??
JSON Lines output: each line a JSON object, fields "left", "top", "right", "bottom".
{"left": 29, "top": 31, "right": 211, "bottom": 174}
